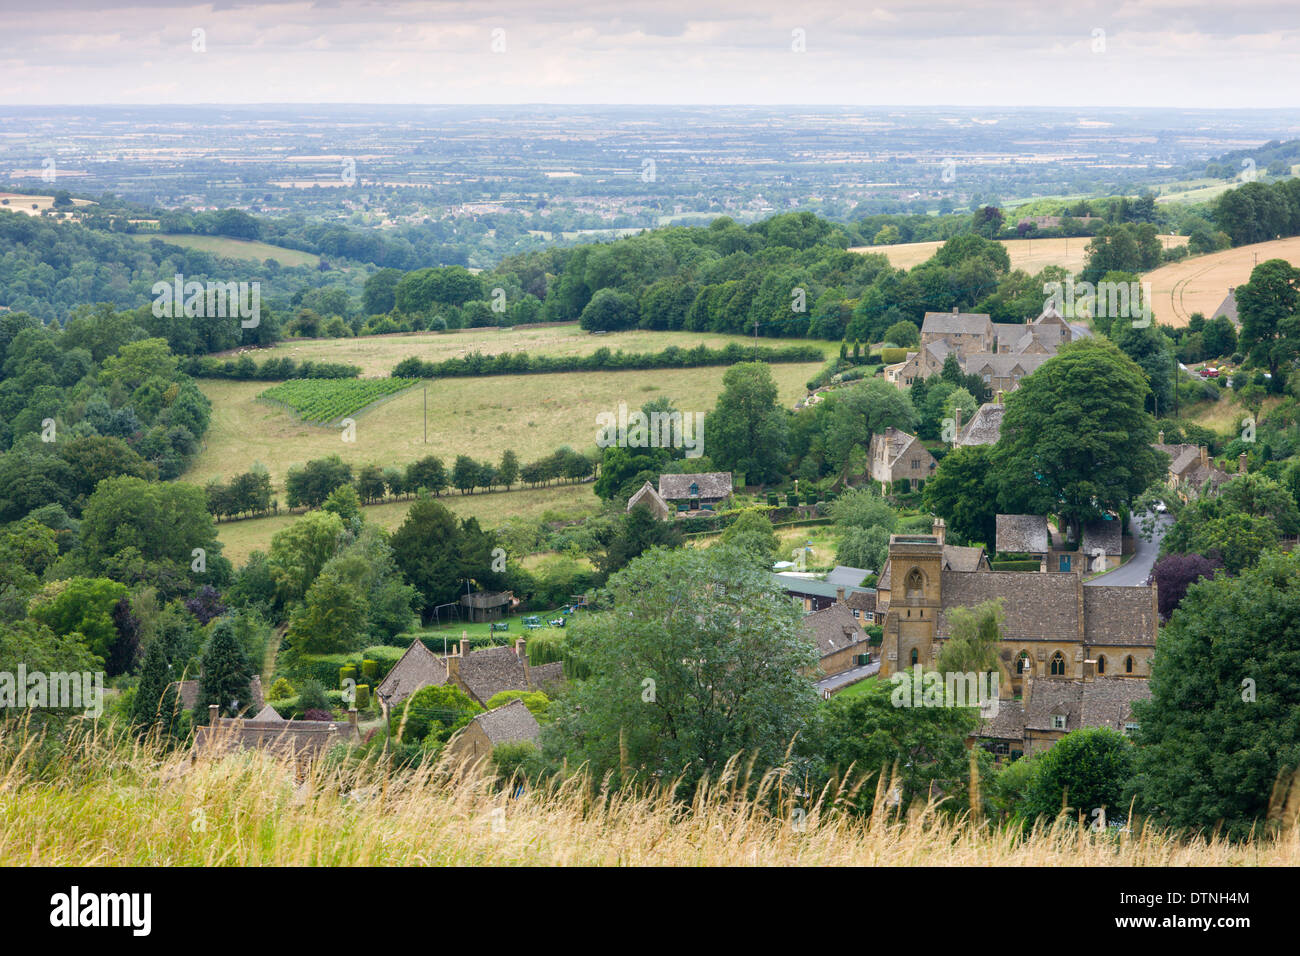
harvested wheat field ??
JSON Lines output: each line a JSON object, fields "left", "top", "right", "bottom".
{"left": 1146, "top": 236, "right": 1300, "bottom": 327}
{"left": 849, "top": 235, "right": 1187, "bottom": 274}
{"left": 3, "top": 725, "right": 1296, "bottom": 867}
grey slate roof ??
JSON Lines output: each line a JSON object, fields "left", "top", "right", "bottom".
{"left": 996, "top": 514, "right": 1050, "bottom": 554}
{"left": 1083, "top": 587, "right": 1157, "bottom": 646}
{"left": 963, "top": 352, "right": 1051, "bottom": 379}
{"left": 825, "top": 565, "right": 872, "bottom": 587}
{"left": 1212, "top": 289, "right": 1239, "bottom": 326}
{"left": 658, "top": 472, "right": 732, "bottom": 500}
{"left": 473, "top": 698, "right": 542, "bottom": 746}
{"left": 937, "top": 571, "right": 1080, "bottom": 643}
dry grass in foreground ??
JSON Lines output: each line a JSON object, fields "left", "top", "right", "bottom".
{"left": 2, "top": 723, "right": 1296, "bottom": 866}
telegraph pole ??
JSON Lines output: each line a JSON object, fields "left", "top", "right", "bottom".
{"left": 423, "top": 383, "right": 427, "bottom": 443}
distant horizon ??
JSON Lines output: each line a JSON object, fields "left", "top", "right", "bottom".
{"left": 2, "top": 1, "right": 1299, "bottom": 109}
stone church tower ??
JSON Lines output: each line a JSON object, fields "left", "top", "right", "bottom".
{"left": 879, "top": 526, "right": 945, "bottom": 678}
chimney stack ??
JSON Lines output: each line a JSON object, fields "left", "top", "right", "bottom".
{"left": 952, "top": 306, "right": 959, "bottom": 314}
{"left": 995, "top": 389, "right": 1004, "bottom": 404}
{"left": 1082, "top": 659, "right": 1096, "bottom": 682}
{"left": 1239, "top": 452, "right": 1248, "bottom": 474}
{"left": 932, "top": 516, "right": 946, "bottom": 545}
{"left": 1199, "top": 446, "right": 1209, "bottom": 468}
{"left": 1022, "top": 674, "right": 1033, "bottom": 709}
{"left": 954, "top": 405, "right": 963, "bottom": 434}
{"left": 208, "top": 703, "right": 219, "bottom": 725}
{"left": 515, "top": 637, "right": 527, "bottom": 661}
{"left": 459, "top": 634, "right": 470, "bottom": 658}
{"left": 347, "top": 707, "right": 359, "bottom": 733}
{"left": 836, "top": 587, "right": 846, "bottom": 604}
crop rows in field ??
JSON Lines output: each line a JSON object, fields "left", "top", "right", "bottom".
{"left": 258, "top": 378, "right": 418, "bottom": 423}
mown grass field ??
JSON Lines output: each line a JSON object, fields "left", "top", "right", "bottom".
{"left": 129, "top": 232, "right": 320, "bottom": 267}
{"left": 1146, "top": 235, "right": 1300, "bottom": 327}
{"left": 219, "top": 325, "right": 838, "bottom": 378}
{"left": 215, "top": 483, "right": 603, "bottom": 565}
{"left": 186, "top": 362, "right": 823, "bottom": 493}
{"left": 5, "top": 725, "right": 1297, "bottom": 866}
{"left": 848, "top": 235, "right": 1187, "bottom": 274}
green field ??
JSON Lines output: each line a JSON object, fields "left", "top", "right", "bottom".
{"left": 215, "top": 482, "right": 603, "bottom": 566}
{"left": 130, "top": 232, "right": 320, "bottom": 267}
{"left": 259, "top": 378, "right": 418, "bottom": 423}
{"left": 220, "top": 325, "right": 838, "bottom": 377}
{"left": 187, "top": 362, "right": 822, "bottom": 493}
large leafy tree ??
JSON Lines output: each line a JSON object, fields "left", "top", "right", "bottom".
{"left": 548, "top": 546, "right": 819, "bottom": 789}
{"left": 597, "top": 503, "right": 684, "bottom": 576}
{"left": 821, "top": 378, "right": 916, "bottom": 480}
{"left": 814, "top": 675, "right": 984, "bottom": 811}
{"left": 704, "top": 361, "right": 789, "bottom": 485}
{"left": 923, "top": 444, "right": 998, "bottom": 549}
{"left": 1131, "top": 551, "right": 1300, "bottom": 835}
{"left": 27, "top": 576, "right": 129, "bottom": 668}
{"left": 1020, "top": 728, "right": 1135, "bottom": 823}
{"left": 1235, "top": 258, "right": 1300, "bottom": 379}
{"left": 990, "top": 339, "right": 1166, "bottom": 538}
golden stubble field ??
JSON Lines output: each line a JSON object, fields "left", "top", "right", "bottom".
{"left": 848, "top": 235, "right": 1188, "bottom": 273}
{"left": 1145, "top": 235, "right": 1300, "bottom": 327}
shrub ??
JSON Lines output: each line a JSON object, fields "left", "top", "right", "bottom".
{"left": 879, "top": 347, "right": 908, "bottom": 364}
{"left": 268, "top": 677, "right": 294, "bottom": 701}
{"left": 298, "top": 679, "right": 330, "bottom": 713}
{"left": 360, "top": 659, "right": 378, "bottom": 680}
{"left": 303, "top": 708, "right": 334, "bottom": 722}
{"left": 354, "top": 684, "right": 371, "bottom": 709}
{"left": 340, "top": 664, "right": 357, "bottom": 687}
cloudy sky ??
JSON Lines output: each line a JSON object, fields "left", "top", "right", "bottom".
{"left": 1, "top": 0, "right": 1298, "bottom": 107}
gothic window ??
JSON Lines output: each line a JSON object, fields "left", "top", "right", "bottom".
{"left": 905, "top": 568, "right": 924, "bottom": 598}
{"left": 1097, "top": 655, "right": 1107, "bottom": 675}
{"left": 909, "top": 647, "right": 919, "bottom": 665}
{"left": 1050, "top": 652, "right": 1066, "bottom": 676}
{"left": 1015, "top": 652, "right": 1030, "bottom": 675}
{"left": 1125, "top": 655, "right": 1134, "bottom": 674}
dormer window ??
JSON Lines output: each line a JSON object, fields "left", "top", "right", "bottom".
{"left": 1052, "top": 715, "right": 1067, "bottom": 731}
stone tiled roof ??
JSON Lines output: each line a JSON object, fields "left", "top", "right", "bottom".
{"left": 627, "top": 480, "right": 669, "bottom": 514}
{"left": 1212, "top": 289, "right": 1239, "bottom": 326}
{"left": 530, "top": 661, "right": 567, "bottom": 690}
{"left": 1023, "top": 677, "right": 1150, "bottom": 733}
{"left": 458, "top": 645, "right": 532, "bottom": 704}
{"left": 845, "top": 590, "right": 877, "bottom": 613}
{"left": 956, "top": 402, "right": 1004, "bottom": 446}
{"left": 802, "top": 603, "right": 871, "bottom": 660}
{"left": 877, "top": 559, "right": 891, "bottom": 591}
{"left": 658, "top": 472, "right": 732, "bottom": 500}
{"left": 251, "top": 704, "right": 285, "bottom": 723}
{"left": 963, "top": 352, "right": 1051, "bottom": 379}
{"left": 938, "top": 571, "right": 1080, "bottom": 643}
{"left": 943, "top": 544, "right": 988, "bottom": 572}
{"left": 921, "top": 311, "right": 992, "bottom": 336}
{"left": 473, "top": 698, "right": 542, "bottom": 746}
{"left": 1083, "top": 587, "right": 1157, "bottom": 646}
{"left": 975, "top": 699, "right": 1026, "bottom": 741}
{"left": 376, "top": 639, "right": 448, "bottom": 706}
{"left": 1080, "top": 518, "right": 1123, "bottom": 557}
{"left": 194, "top": 713, "right": 358, "bottom": 758}
{"left": 996, "top": 514, "right": 1050, "bottom": 554}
